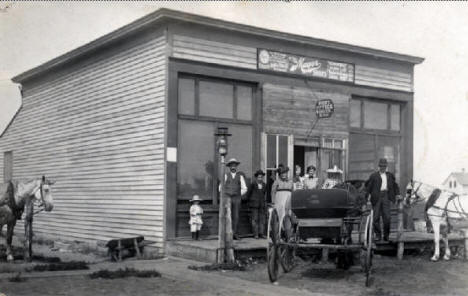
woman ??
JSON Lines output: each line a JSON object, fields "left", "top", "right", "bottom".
{"left": 292, "top": 165, "right": 304, "bottom": 190}
{"left": 271, "top": 166, "right": 294, "bottom": 229}
{"left": 303, "top": 165, "right": 319, "bottom": 189}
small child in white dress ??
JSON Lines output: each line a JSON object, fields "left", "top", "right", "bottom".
{"left": 189, "top": 195, "right": 203, "bottom": 240}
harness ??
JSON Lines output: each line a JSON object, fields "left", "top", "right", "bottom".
{"left": 5, "top": 180, "right": 46, "bottom": 219}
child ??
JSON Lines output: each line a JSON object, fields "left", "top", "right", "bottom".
{"left": 247, "top": 170, "right": 267, "bottom": 239}
{"left": 189, "top": 195, "right": 203, "bottom": 240}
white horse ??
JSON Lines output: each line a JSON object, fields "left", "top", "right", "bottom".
{"left": 407, "top": 180, "right": 468, "bottom": 261}
{"left": 0, "top": 176, "right": 54, "bottom": 262}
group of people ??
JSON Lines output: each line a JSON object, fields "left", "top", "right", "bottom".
{"left": 189, "top": 157, "right": 401, "bottom": 243}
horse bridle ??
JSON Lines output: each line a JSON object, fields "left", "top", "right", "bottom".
{"left": 409, "top": 182, "right": 424, "bottom": 204}
{"left": 32, "top": 180, "right": 46, "bottom": 215}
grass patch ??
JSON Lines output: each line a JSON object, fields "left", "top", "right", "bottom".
{"left": 27, "top": 261, "right": 89, "bottom": 272}
{"left": 188, "top": 262, "right": 246, "bottom": 271}
{"left": 8, "top": 273, "right": 27, "bottom": 282}
{"left": 89, "top": 268, "right": 161, "bottom": 279}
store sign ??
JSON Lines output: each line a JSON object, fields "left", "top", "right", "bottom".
{"left": 258, "top": 49, "right": 354, "bottom": 82}
{"left": 316, "top": 99, "right": 335, "bottom": 118}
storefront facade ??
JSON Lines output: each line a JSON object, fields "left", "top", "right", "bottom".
{"left": 164, "top": 14, "right": 423, "bottom": 238}
{"left": 2, "top": 9, "right": 423, "bottom": 250}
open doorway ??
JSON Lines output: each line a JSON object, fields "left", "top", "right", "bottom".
{"left": 294, "top": 145, "right": 319, "bottom": 178}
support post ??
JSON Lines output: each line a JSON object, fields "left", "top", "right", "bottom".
{"left": 462, "top": 229, "right": 468, "bottom": 261}
{"left": 321, "top": 248, "right": 329, "bottom": 264}
{"left": 217, "top": 156, "right": 226, "bottom": 263}
{"left": 397, "top": 199, "right": 404, "bottom": 260}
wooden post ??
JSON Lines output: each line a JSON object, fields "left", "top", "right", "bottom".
{"left": 462, "top": 229, "right": 468, "bottom": 261}
{"left": 321, "top": 248, "right": 329, "bottom": 264}
{"left": 397, "top": 199, "right": 404, "bottom": 260}
{"left": 217, "top": 156, "right": 226, "bottom": 263}
{"left": 134, "top": 238, "right": 141, "bottom": 259}
{"left": 118, "top": 240, "right": 122, "bottom": 261}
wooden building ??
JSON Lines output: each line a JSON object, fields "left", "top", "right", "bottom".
{"left": 0, "top": 9, "right": 423, "bottom": 252}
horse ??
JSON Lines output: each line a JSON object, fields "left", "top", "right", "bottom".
{"left": 0, "top": 176, "right": 54, "bottom": 262}
{"left": 407, "top": 180, "right": 468, "bottom": 261}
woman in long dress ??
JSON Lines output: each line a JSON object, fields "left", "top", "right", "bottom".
{"left": 271, "top": 166, "right": 294, "bottom": 230}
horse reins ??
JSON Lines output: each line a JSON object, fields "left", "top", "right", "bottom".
{"left": 32, "top": 181, "right": 46, "bottom": 215}
{"left": 428, "top": 193, "right": 468, "bottom": 219}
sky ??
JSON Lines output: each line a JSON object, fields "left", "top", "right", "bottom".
{"left": 1, "top": 1, "right": 467, "bottom": 186}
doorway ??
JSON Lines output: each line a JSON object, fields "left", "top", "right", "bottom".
{"left": 293, "top": 145, "right": 319, "bottom": 178}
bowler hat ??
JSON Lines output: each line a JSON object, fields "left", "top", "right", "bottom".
{"left": 190, "top": 195, "right": 202, "bottom": 202}
{"left": 254, "top": 169, "right": 265, "bottom": 177}
{"left": 378, "top": 158, "right": 388, "bottom": 167}
{"left": 226, "top": 158, "right": 240, "bottom": 166}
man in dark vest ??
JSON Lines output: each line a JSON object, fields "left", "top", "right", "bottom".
{"left": 224, "top": 158, "right": 247, "bottom": 240}
{"left": 365, "top": 158, "right": 401, "bottom": 242}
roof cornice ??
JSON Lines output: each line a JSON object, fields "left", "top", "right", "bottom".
{"left": 12, "top": 8, "right": 425, "bottom": 84}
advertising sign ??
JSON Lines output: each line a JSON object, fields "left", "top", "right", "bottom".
{"left": 258, "top": 49, "right": 354, "bottom": 82}
{"left": 315, "top": 99, "right": 335, "bottom": 119}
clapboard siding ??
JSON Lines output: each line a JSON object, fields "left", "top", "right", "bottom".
{"left": 172, "top": 34, "right": 257, "bottom": 69}
{"left": 0, "top": 33, "right": 167, "bottom": 248}
{"left": 263, "top": 83, "right": 350, "bottom": 138}
{"left": 355, "top": 65, "right": 412, "bottom": 92}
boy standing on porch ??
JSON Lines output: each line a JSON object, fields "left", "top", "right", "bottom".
{"left": 247, "top": 170, "right": 267, "bottom": 239}
{"left": 189, "top": 195, "right": 203, "bottom": 240}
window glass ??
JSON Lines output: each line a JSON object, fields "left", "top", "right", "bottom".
{"left": 178, "top": 78, "right": 195, "bottom": 115}
{"left": 267, "top": 134, "right": 277, "bottom": 168}
{"left": 177, "top": 120, "right": 215, "bottom": 200}
{"left": 226, "top": 125, "right": 253, "bottom": 184}
{"left": 199, "top": 81, "right": 233, "bottom": 118}
{"left": 278, "top": 136, "right": 288, "bottom": 169}
{"left": 334, "top": 139, "right": 343, "bottom": 149}
{"left": 237, "top": 86, "right": 253, "bottom": 121}
{"left": 350, "top": 99, "right": 361, "bottom": 128}
{"left": 390, "top": 104, "right": 400, "bottom": 131}
{"left": 324, "top": 139, "right": 333, "bottom": 148}
{"left": 364, "top": 101, "right": 388, "bottom": 130}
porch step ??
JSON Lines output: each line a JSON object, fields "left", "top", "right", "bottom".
{"left": 166, "top": 237, "right": 267, "bottom": 263}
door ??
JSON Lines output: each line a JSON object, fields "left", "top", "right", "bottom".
{"left": 262, "top": 133, "right": 293, "bottom": 203}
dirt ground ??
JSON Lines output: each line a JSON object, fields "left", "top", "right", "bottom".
{"left": 208, "top": 253, "right": 468, "bottom": 296}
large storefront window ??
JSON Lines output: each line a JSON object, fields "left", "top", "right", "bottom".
{"left": 177, "top": 76, "right": 255, "bottom": 202}
{"left": 351, "top": 98, "right": 401, "bottom": 131}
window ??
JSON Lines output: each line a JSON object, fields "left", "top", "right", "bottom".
{"left": 177, "top": 76, "right": 255, "bottom": 202}
{"left": 364, "top": 101, "right": 387, "bottom": 130}
{"left": 350, "top": 98, "right": 401, "bottom": 132}
{"left": 454, "top": 181, "right": 457, "bottom": 188}
{"left": 350, "top": 99, "right": 361, "bottom": 128}
{"left": 449, "top": 181, "right": 452, "bottom": 188}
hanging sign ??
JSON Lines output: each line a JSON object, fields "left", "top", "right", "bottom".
{"left": 258, "top": 49, "right": 354, "bottom": 82}
{"left": 315, "top": 99, "right": 335, "bottom": 119}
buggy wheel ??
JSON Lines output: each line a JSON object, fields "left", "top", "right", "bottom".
{"left": 361, "top": 209, "right": 374, "bottom": 287}
{"left": 267, "top": 208, "right": 280, "bottom": 282}
{"left": 279, "top": 214, "right": 296, "bottom": 273}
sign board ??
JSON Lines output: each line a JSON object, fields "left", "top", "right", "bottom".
{"left": 315, "top": 99, "right": 335, "bottom": 119}
{"left": 258, "top": 49, "right": 354, "bottom": 82}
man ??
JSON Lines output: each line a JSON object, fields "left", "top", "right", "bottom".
{"left": 223, "top": 158, "right": 247, "bottom": 240}
{"left": 365, "top": 158, "right": 401, "bottom": 242}
{"left": 247, "top": 170, "right": 267, "bottom": 239}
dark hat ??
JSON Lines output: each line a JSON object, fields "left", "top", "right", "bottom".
{"left": 378, "top": 158, "right": 388, "bottom": 167}
{"left": 226, "top": 158, "right": 240, "bottom": 166}
{"left": 306, "top": 165, "right": 316, "bottom": 172}
{"left": 278, "top": 166, "right": 289, "bottom": 174}
{"left": 254, "top": 169, "right": 265, "bottom": 177}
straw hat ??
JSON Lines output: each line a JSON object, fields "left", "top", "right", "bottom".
{"left": 326, "top": 165, "right": 343, "bottom": 174}
{"left": 190, "top": 195, "right": 202, "bottom": 202}
{"left": 226, "top": 158, "right": 241, "bottom": 166}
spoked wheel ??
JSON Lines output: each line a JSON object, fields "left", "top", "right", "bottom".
{"left": 267, "top": 208, "right": 280, "bottom": 282}
{"left": 279, "top": 214, "right": 296, "bottom": 273}
{"left": 360, "top": 209, "right": 374, "bottom": 287}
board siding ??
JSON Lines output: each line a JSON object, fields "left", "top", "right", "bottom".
{"left": 0, "top": 33, "right": 167, "bottom": 249}
{"left": 171, "top": 35, "right": 413, "bottom": 93}
{"left": 355, "top": 65, "right": 412, "bottom": 92}
{"left": 263, "top": 83, "right": 350, "bottom": 138}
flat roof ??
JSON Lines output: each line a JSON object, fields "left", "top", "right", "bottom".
{"left": 12, "top": 8, "right": 424, "bottom": 83}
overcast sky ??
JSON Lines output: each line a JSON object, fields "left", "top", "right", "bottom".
{"left": 1, "top": 1, "right": 467, "bottom": 185}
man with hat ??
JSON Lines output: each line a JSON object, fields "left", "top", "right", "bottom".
{"left": 247, "top": 169, "right": 267, "bottom": 239}
{"left": 223, "top": 158, "right": 247, "bottom": 240}
{"left": 365, "top": 158, "right": 401, "bottom": 242}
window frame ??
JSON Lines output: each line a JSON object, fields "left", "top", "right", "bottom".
{"left": 350, "top": 97, "right": 402, "bottom": 134}
{"left": 176, "top": 74, "right": 257, "bottom": 205}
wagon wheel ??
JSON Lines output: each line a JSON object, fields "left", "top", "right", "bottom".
{"left": 279, "top": 214, "right": 296, "bottom": 273}
{"left": 360, "top": 209, "right": 374, "bottom": 287}
{"left": 267, "top": 207, "right": 280, "bottom": 282}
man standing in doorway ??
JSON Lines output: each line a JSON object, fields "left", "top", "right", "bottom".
{"left": 224, "top": 158, "right": 248, "bottom": 240}
{"left": 365, "top": 158, "right": 401, "bottom": 242}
